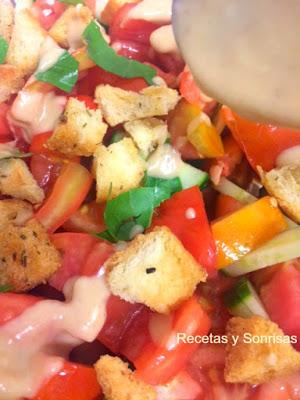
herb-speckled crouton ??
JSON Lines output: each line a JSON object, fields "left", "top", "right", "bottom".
{"left": 93, "top": 138, "right": 146, "bottom": 202}
{"left": 0, "top": 219, "right": 61, "bottom": 291}
{"left": 95, "top": 85, "right": 180, "bottom": 127}
{"left": 105, "top": 226, "right": 207, "bottom": 314}
{"left": 124, "top": 117, "right": 169, "bottom": 158}
{"left": 0, "top": 199, "right": 33, "bottom": 229}
{"left": 6, "top": 9, "right": 47, "bottom": 75}
{"left": 0, "top": 65, "right": 25, "bottom": 103}
{"left": 258, "top": 165, "right": 300, "bottom": 223}
{"left": 46, "top": 97, "right": 107, "bottom": 157}
{"left": 49, "top": 5, "right": 92, "bottom": 49}
{"left": 0, "top": 158, "right": 45, "bottom": 204}
{"left": 0, "top": 0, "right": 14, "bottom": 42}
{"left": 225, "top": 316, "right": 300, "bottom": 385}
{"left": 94, "top": 355, "right": 156, "bottom": 400}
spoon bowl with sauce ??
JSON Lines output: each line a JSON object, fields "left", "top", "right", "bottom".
{"left": 173, "top": 0, "right": 300, "bottom": 129}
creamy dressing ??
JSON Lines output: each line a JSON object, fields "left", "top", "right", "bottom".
{"left": 128, "top": 0, "right": 172, "bottom": 24}
{"left": 276, "top": 146, "right": 300, "bottom": 168}
{"left": 147, "top": 144, "right": 182, "bottom": 179}
{"left": 173, "top": 0, "right": 300, "bottom": 129}
{"left": 150, "top": 25, "right": 178, "bottom": 54}
{"left": 10, "top": 91, "right": 66, "bottom": 141}
{"left": 0, "top": 274, "right": 109, "bottom": 400}
{"left": 185, "top": 207, "right": 196, "bottom": 220}
{"left": 37, "top": 37, "right": 64, "bottom": 73}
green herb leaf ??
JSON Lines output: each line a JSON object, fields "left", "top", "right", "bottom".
{"left": 58, "top": 0, "right": 83, "bottom": 4}
{"left": 83, "top": 20, "right": 156, "bottom": 85}
{"left": 143, "top": 174, "right": 182, "bottom": 207}
{"left": 109, "top": 130, "right": 126, "bottom": 145}
{"left": 0, "top": 36, "right": 8, "bottom": 64}
{"left": 35, "top": 51, "right": 79, "bottom": 93}
{"left": 0, "top": 284, "right": 11, "bottom": 293}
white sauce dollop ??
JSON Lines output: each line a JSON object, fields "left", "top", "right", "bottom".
{"left": 147, "top": 144, "right": 182, "bottom": 179}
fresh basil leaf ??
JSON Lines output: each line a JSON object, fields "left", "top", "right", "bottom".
{"left": 109, "top": 130, "right": 126, "bottom": 144}
{"left": 0, "top": 284, "right": 11, "bottom": 293}
{"left": 35, "top": 51, "right": 79, "bottom": 93}
{"left": 58, "top": 0, "right": 83, "bottom": 4}
{"left": 83, "top": 20, "right": 156, "bottom": 85}
{"left": 0, "top": 36, "right": 8, "bottom": 64}
{"left": 143, "top": 175, "right": 182, "bottom": 207}
{"left": 95, "top": 230, "right": 117, "bottom": 243}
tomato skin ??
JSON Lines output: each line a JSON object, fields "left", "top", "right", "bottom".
{"left": 0, "top": 293, "right": 41, "bottom": 325}
{"left": 112, "top": 39, "right": 155, "bottom": 63}
{"left": 32, "top": 0, "right": 66, "bottom": 30}
{"left": 135, "top": 296, "right": 211, "bottom": 385}
{"left": 63, "top": 202, "right": 106, "bottom": 234}
{"left": 215, "top": 194, "right": 243, "bottom": 219}
{"left": 30, "top": 154, "right": 62, "bottom": 195}
{"left": 109, "top": 3, "right": 160, "bottom": 45}
{"left": 81, "top": 241, "right": 114, "bottom": 277}
{"left": 260, "top": 265, "right": 300, "bottom": 349}
{"left": 35, "top": 162, "right": 93, "bottom": 233}
{"left": 32, "top": 362, "right": 101, "bottom": 400}
{"left": 222, "top": 106, "right": 300, "bottom": 171}
{"left": 152, "top": 187, "right": 217, "bottom": 276}
{"left": 0, "top": 104, "right": 13, "bottom": 142}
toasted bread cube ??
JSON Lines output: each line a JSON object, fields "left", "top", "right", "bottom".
{"left": 225, "top": 316, "right": 300, "bottom": 385}
{"left": 95, "top": 85, "right": 180, "bottom": 127}
{"left": 0, "top": 65, "right": 25, "bottom": 103}
{"left": 0, "top": 158, "right": 45, "bottom": 204}
{"left": 124, "top": 117, "right": 169, "bottom": 158}
{"left": 99, "top": 0, "right": 139, "bottom": 25}
{"left": 49, "top": 5, "right": 92, "bottom": 49}
{"left": 95, "top": 355, "right": 156, "bottom": 400}
{"left": 0, "top": 199, "right": 33, "bottom": 229}
{"left": 0, "top": 218, "right": 61, "bottom": 291}
{"left": 45, "top": 97, "right": 107, "bottom": 157}
{"left": 105, "top": 226, "right": 207, "bottom": 314}
{"left": 0, "top": 0, "right": 14, "bottom": 42}
{"left": 258, "top": 165, "right": 300, "bottom": 223}
{"left": 6, "top": 9, "right": 47, "bottom": 75}
{"left": 93, "top": 138, "right": 146, "bottom": 202}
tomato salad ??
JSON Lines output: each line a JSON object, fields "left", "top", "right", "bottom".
{"left": 0, "top": 0, "right": 300, "bottom": 399}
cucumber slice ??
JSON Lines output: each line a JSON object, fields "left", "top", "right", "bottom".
{"left": 223, "top": 226, "right": 300, "bottom": 277}
{"left": 224, "top": 278, "right": 269, "bottom": 319}
{"left": 178, "top": 162, "right": 209, "bottom": 189}
{"left": 215, "top": 177, "right": 257, "bottom": 204}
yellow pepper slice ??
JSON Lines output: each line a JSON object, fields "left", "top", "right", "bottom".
{"left": 187, "top": 117, "right": 224, "bottom": 158}
{"left": 212, "top": 196, "right": 287, "bottom": 269}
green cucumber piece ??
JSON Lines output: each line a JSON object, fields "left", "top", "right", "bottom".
{"left": 178, "top": 162, "right": 209, "bottom": 189}
{"left": 224, "top": 278, "right": 268, "bottom": 319}
{"left": 222, "top": 226, "right": 300, "bottom": 277}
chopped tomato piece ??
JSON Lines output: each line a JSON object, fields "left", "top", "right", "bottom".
{"left": 30, "top": 154, "right": 62, "bottom": 194}
{"left": 0, "top": 104, "right": 13, "bottom": 142}
{"left": 36, "top": 162, "right": 93, "bottom": 233}
{"left": 63, "top": 202, "right": 106, "bottom": 234}
{"left": 32, "top": 362, "right": 101, "bottom": 400}
{"left": 222, "top": 106, "right": 300, "bottom": 171}
{"left": 260, "top": 264, "right": 300, "bottom": 349}
{"left": 81, "top": 241, "right": 114, "bottom": 277}
{"left": 109, "top": 3, "right": 160, "bottom": 44}
{"left": 32, "top": 0, "right": 66, "bottom": 30}
{"left": 49, "top": 233, "right": 98, "bottom": 291}
{"left": 152, "top": 187, "right": 217, "bottom": 276}
{"left": 112, "top": 39, "right": 155, "bottom": 63}
{"left": 212, "top": 197, "right": 287, "bottom": 269}
{"left": 179, "top": 66, "right": 217, "bottom": 114}
{"left": 135, "top": 296, "right": 211, "bottom": 385}
{"left": 157, "top": 370, "right": 203, "bottom": 400}
{"left": 215, "top": 194, "right": 243, "bottom": 219}
{"left": 0, "top": 293, "right": 41, "bottom": 325}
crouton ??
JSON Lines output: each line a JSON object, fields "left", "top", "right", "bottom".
{"left": 6, "top": 9, "right": 47, "bottom": 75}
{"left": 94, "top": 355, "right": 156, "bottom": 400}
{"left": 49, "top": 5, "right": 92, "bottom": 49}
{"left": 93, "top": 138, "right": 146, "bottom": 202}
{"left": 258, "top": 165, "right": 300, "bottom": 223}
{"left": 0, "top": 218, "right": 61, "bottom": 291}
{"left": 0, "top": 199, "right": 33, "bottom": 229}
{"left": 124, "top": 118, "right": 169, "bottom": 158}
{"left": 0, "top": 64, "right": 25, "bottom": 103}
{"left": 105, "top": 226, "right": 206, "bottom": 314}
{"left": 0, "top": 0, "right": 14, "bottom": 42}
{"left": 95, "top": 85, "right": 180, "bottom": 127}
{"left": 45, "top": 97, "right": 107, "bottom": 157}
{"left": 225, "top": 316, "right": 300, "bottom": 385}
{"left": 0, "top": 158, "right": 45, "bottom": 204}
{"left": 99, "top": 0, "right": 139, "bottom": 25}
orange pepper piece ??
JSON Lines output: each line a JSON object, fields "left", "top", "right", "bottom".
{"left": 212, "top": 196, "right": 287, "bottom": 269}
{"left": 187, "top": 120, "right": 224, "bottom": 158}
